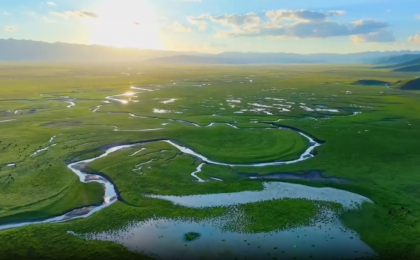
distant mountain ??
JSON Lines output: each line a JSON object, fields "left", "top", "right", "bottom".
{"left": 393, "top": 78, "right": 420, "bottom": 90}
{"left": 148, "top": 55, "right": 248, "bottom": 64}
{"left": 209, "top": 51, "right": 420, "bottom": 64}
{"left": 212, "top": 52, "right": 326, "bottom": 64}
{"left": 394, "top": 58, "right": 420, "bottom": 68}
{"left": 2, "top": 38, "right": 420, "bottom": 64}
{"left": 373, "top": 54, "right": 420, "bottom": 71}
{"left": 373, "top": 54, "right": 420, "bottom": 65}
{"left": 375, "top": 58, "right": 420, "bottom": 69}
{"left": 148, "top": 54, "right": 325, "bottom": 64}
{"left": 150, "top": 51, "right": 420, "bottom": 64}
{"left": 0, "top": 39, "right": 190, "bottom": 62}
{"left": 148, "top": 51, "right": 420, "bottom": 65}
{"left": 393, "top": 64, "right": 420, "bottom": 73}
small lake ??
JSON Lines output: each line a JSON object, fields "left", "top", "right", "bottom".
{"left": 146, "top": 182, "right": 372, "bottom": 210}
{"left": 72, "top": 208, "right": 376, "bottom": 260}
{"left": 70, "top": 181, "right": 376, "bottom": 260}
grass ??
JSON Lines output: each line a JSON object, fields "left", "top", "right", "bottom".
{"left": 393, "top": 78, "right": 420, "bottom": 90}
{"left": 0, "top": 180, "right": 103, "bottom": 225}
{"left": 184, "top": 232, "right": 201, "bottom": 241}
{"left": 0, "top": 62, "right": 419, "bottom": 259}
{"left": 87, "top": 143, "right": 265, "bottom": 202}
{"left": 238, "top": 199, "right": 342, "bottom": 233}
{"left": 173, "top": 125, "right": 308, "bottom": 164}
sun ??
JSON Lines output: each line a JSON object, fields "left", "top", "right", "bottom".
{"left": 86, "top": 0, "right": 163, "bottom": 49}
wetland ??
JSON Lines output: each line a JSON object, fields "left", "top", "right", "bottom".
{"left": 0, "top": 63, "right": 419, "bottom": 260}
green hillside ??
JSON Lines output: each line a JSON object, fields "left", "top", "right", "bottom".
{"left": 352, "top": 79, "right": 390, "bottom": 86}
{"left": 374, "top": 54, "right": 420, "bottom": 65}
{"left": 375, "top": 57, "right": 420, "bottom": 69}
{"left": 393, "top": 78, "right": 420, "bottom": 90}
{"left": 393, "top": 64, "right": 420, "bottom": 73}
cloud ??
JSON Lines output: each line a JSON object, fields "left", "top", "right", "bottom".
{"left": 51, "top": 11, "right": 98, "bottom": 19}
{"left": 266, "top": 9, "right": 346, "bottom": 23}
{"left": 217, "top": 20, "right": 389, "bottom": 39}
{"left": 187, "top": 15, "right": 209, "bottom": 31}
{"left": 172, "top": 22, "right": 193, "bottom": 32}
{"left": 287, "top": 21, "right": 349, "bottom": 38}
{"left": 175, "top": 0, "right": 202, "bottom": 1}
{"left": 208, "top": 13, "right": 261, "bottom": 35}
{"left": 4, "top": 25, "right": 18, "bottom": 32}
{"left": 188, "top": 13, "right": 262, "bottom": 35}
{"left": 351, "top": 30, "right": 395, "bottom": 43}
{"left": 209, "top": 13, "right": 261, "bottom": 27}
{"left": 2, "top": 11, "right": 11, "bottom": 16}
{"left": 349, "top": 20, "right": 389, "bottom": 34}
{"left": 159, "top": 17, "right": 194, "bottom": 33}
{"left": 189, "top": 10, "right": 392, "bottom": 41}
{"left": 408, "top": 34, "right": 420, "bottom": 44}
{"left": 329, "top": 10, "right": 346, "bottom": 16}
{"left": 47, "top": 2, "right": 57, "bottom": 7}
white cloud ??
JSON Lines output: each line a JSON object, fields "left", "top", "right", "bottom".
{"left": 172, "top": 22, "right": 193, "bottom": 32}
{"left": 47, "top": 2, "right": 57, "bottom": 7}
{"left": 188, "top": 10, "right": 392, "bottom": 41}
{"left": 209, "top": 13, "right": 261, "bottom": 30}
{"left": 2, "top": 11, "right": 11, "bottom": 16}
{"left": 187, "top": 15, "right": 208, "bottom": 31}
{"left": 329, "top": 10, "right": 347, "bottom": 15}
{"left": 351, "top": 30, "right": 395, "bottom": 43}
{"left": 266, "top": 9, "right": 346, "bottom": 23}
{"left": 51, "top": 11, "right": 98, "bottom": 19}
{"left": 350, "top": 20, "right": 389, "bottom": 34}
{"left": 408, "top": 34, "right": 420, "bottom": 44}
{"left": 4, "top": 25, "right": 18, "bottom": 32}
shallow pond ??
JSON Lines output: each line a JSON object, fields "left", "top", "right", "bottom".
{"left": 71, "top": 209, "right": 376, "bottom": 260}
{"left": 146, "top": 182, "right": 372, "bottom": 210}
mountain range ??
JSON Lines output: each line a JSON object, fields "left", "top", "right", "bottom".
{"left": 2, "top": 38, "right": 420, "bottom": 65}
{"left": 373, "top": 54, "right": 420, "bottom": 72}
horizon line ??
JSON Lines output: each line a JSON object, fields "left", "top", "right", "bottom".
{"left": 2, "top": 38, "right": 420, "bottom": 56}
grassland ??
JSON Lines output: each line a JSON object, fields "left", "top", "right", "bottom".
{"left": 0, "top": 63, "right": 419, "bottom": 260}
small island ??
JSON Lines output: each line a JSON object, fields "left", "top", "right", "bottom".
{"left": 184, "top": 232, "right": 201, "bottom": 242}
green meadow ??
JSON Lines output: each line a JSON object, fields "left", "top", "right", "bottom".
{"left": 0, "top": 63, "right": 419, "bottom": 260}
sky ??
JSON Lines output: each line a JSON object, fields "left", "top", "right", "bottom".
{"left": 1, "top": 0, "right": 420, "bottom": 53}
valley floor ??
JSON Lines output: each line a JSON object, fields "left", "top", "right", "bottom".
{"left": 0, "top": 63, "right": 419, "bottom": 260}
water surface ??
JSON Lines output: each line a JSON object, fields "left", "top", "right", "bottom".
{"left": 72, "top": 209, "right": 375, "bottom": 260}
{"left": 146, "top": 182, "right": 372, "bottom": 210}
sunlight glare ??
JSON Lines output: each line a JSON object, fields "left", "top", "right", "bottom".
{"left": 87, "top": 0, "right": 163, "bottom": 49}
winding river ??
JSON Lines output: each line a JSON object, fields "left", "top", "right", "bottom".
{"left": 0, "top": 124, "right": 324, "bottom": 231}
{"left": 0, "top": 88, "right": 377, "bottom": 259}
